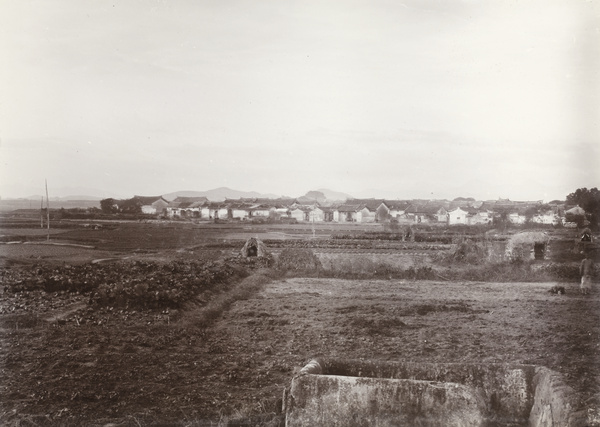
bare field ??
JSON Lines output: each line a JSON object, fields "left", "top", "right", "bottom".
{"left": 1, "top": 277, "right": 599, "bottom": 426}
{"left": 1, "top": 219, "right": 598, "bottom": 426}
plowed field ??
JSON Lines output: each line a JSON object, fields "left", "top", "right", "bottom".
{"left": 1, "top": 276, "right": 599, "bottom": 426}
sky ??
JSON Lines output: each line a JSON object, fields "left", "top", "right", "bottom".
{"left": 1, "top": 0, "right": 599, "bottom": 202}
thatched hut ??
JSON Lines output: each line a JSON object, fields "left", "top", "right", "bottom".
{"left": 506, "top": 231, "right": 550, "bottom": 260}
{"left": 240, "top": 237, "right": 269, "bottom": 258}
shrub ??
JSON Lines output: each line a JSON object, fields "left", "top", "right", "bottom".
{"left": 276, "top": 248, "right": 322, "bottom": 273}
{"left": 536, "top": 263, "right": 580, "bottom": 282}
{"left": 318, "top": 255, "right": 435, "bottom": 280}
{"left": 437, "top": 260, "right": 582, "bottom": 283}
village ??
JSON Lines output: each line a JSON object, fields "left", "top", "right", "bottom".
{"left": 106, "top": 194, "right": 586, "bottom": 227}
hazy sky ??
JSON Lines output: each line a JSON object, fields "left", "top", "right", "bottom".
{"left": 1, "top": 0, "right": 599, "bottom": 201}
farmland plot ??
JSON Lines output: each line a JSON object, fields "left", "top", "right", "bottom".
{"left": 1, "top": 274, "right": 599, "bottom": 426}
{"left": 1, "top": 220, "right": 598, "bottom": 425}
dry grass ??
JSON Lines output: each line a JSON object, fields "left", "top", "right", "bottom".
{"left": 180, "top": 271, "right": 277, "bottom": 330}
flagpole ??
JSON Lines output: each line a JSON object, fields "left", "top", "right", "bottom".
{"left": 45, "top": 180, "right": 50, "bottom": 241}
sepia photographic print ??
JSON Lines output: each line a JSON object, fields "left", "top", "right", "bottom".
{"left": 1, "top": 1, "right": 599, "bottom": 425}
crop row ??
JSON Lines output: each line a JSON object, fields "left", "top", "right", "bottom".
{"left": 1, "top": 260, "right": 249, "bottom": 310}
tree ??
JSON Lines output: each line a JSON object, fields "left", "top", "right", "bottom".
{"left": 119, "top": 198, "right": 142, "bottom": 214}
{"left": 566, "top": 187, "right": 600, "bottom": 230}
{"left": 524, "top": 206, "right": 539, "bottom": 224}
{"left": 100, "top": 198, "right": 117, "bottom": 214}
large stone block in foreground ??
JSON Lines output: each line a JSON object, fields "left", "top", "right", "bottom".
{"left": 283, "top": 359, "right": 588, "bottom": 426}
{"left": 286, "top": 374, "right": 486, "bottom": 426}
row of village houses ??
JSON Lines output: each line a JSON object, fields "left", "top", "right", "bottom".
{"left": 125, "top": 196, "right": 585, "bottom": 226}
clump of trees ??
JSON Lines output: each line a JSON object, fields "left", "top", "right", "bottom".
{"left": 100, "top": 198, "right": 118, "bottom": 214}
{"left": 100, "top": 198, "right": 142, "bottom": 215}
{"left": 566, "top": 187, "right": 600, "bottom": 229}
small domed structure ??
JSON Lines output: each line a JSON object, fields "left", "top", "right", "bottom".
{"left": 506, "top": 231, "right": 550, "bottom": 260}
{"left": 240, "top": 237, "right": 269, "bottom": 258}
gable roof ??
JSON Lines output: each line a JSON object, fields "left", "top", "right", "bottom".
{"left": 167, "top": 196, "right": 209, "bottom": 209}
{"left": 132, "top": 195, "right": 167, "bottom": 205}
{"left": 406, "top": 203, "right": 447, "bottom": 215}
{"left": 382, "top": 200, "right": 410, "bottom": 210}
{"left": 291, "top": 206, "right": 313, "bottom": 213}
{"left": 448, "top": 206, "right": 481, "bottom": 215}
{"left": 237, "top": 197, "right": 296, "bottom": 206}
{"left": 346, "top": 199, "right": 385, "bottom": 211}
{"left": 335, "top": 204, "right": 363, "bottom": 213}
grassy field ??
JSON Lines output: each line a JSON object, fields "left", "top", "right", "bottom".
{"left": 1, "top": 216, "right": 598, "bottom": 426}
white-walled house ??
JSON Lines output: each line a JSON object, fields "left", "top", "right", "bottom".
{"left": 228, "top": 204, "right": 251, "bottom": 220}
{"left": 356, "top": 206, "right": 376, "bottom": 223}
{"left": 531, "top": 210, "right": 560, "bottom": 225}
{"left": 308, "top": 207, "right": 325, "bottom": 222}
{"left": 271, "top": 207, "right": 290, "bottom": 220}
{"left": 205, "top": 203, "right": 228, "bottom": 219}
{"left": 290, "top": 207, "right": 310, "bottom": 222}
{"left": 448, "top": 207, "right": 469, "bottom": 225}
{"left": 508, "top": 212, "right": 527, "bottom": 225}
{"left": 334, "top": 204, "right": 361, "bottom": 222}
{"left": 468, "top": 209, "right": 493, "bottom": 225}
{"left": 249, "top": 204, "right": 271, "bottom": 218}
{"left": 166, "top": 197, "right": 208, "bottom": 218}
{"left": 377, "top": 201, "right": 410, "bottom": 222}
{"left": 407, "top": 204, "right": 448, "bottom": 223}
{"left": 134, "top": 196, "right": 169, "bottom": 215}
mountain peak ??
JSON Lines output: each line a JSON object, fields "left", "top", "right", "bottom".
{"left": 314, "top": 188, "right": 353, "bottom": 201}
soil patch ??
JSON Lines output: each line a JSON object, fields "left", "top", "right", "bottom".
{"left": 1, "top": 264, "right": 599, "bottom": 424}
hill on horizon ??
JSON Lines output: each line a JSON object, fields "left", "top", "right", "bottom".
{"left": 163, "top": 187, "right": 353, "bottom": 202}
{"left": 4, "top": 187, "right": 352, "bottom": 203}
{"left": 162, "top": 187, "right": 283, "bottom": 202}
{"left": 13, "top": 195, "right": 105, "bottom": 201}
{"left": 314, "top": 188, "right": 353, "bottom": 201}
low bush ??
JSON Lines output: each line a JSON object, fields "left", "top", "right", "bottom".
{"left": 225, "top": 255, "right": 275, "bottom": 269}
{"left": 318, "top": 256, "right": 434, "bottom": 280}
{"left": 438, "top": 260, "right": 582, "bottom": 283}
{"left": 535, "top": 263, "right": 581, "bottom": 281}
{"left": 433, "top": 239, "right": 488, "bottom": 265}
{"left": 276, "top": 248, "right": 322, "bottom": 273}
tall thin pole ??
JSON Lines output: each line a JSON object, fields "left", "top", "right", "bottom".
{"left": 45, "top": 180, "right": 50, "bottom": 241}
{"left": 40, "top": 197, "right": 44, "bottom": 228}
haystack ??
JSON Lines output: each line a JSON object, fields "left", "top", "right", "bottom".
{"left": 506, "top": 232, "right": 550, "bottom": 260}
{"left": 452, "top": 239, "right": 486, "bottom": 263}
{"left": 240, "top": 237, "right": 269, "bottom": 258}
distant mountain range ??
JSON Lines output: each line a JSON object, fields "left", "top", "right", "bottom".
{"left": 162, "top": 187, "right": 283, "bottom": 202}
{"left": 35, "top": 195, "right": 104, "bottom": 201}
{"left": 162, "top": 187, "right": 353, "bottom": 202}
{"left": 3, "top": 187, "right": 354, "bottom": 203}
